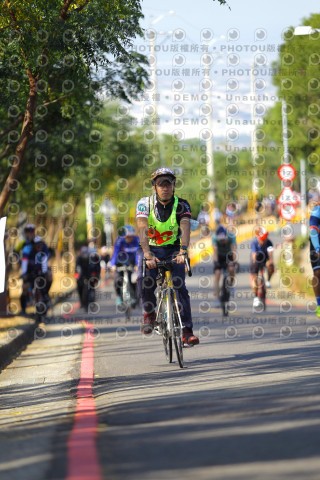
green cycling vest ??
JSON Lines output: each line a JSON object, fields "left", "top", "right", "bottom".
{"left": 148, "top": 195, "right": 179, "bottom": 246}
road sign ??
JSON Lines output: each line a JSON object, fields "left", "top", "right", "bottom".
{"left": 279, "top": 204, "right": 297, "bottom": 221}
{"left": 277, "top": 186, "right": 300, "bottom": 205}
{"left": 278, "top": 164, "right": 296, "bottom": 182}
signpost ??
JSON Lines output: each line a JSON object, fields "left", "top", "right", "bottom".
{"left": 277, "top": 164, "right": 297, "bottom": 183}
{"left": 277, "top": 164, "right": 299, "bottom": 221}
{"left": 101, "top": 199, "right": 116, "bottom": 247}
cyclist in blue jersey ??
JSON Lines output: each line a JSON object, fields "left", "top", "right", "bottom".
{"left": 21, "top": 235, "right": 52, "bottom": 312}
{"left": 17, "top": 224, "right": 35, "bottom": 313}
{"left": 109, "top": 225, "right": 140, "bottom": 307}
{"left": 309, "top": 203, "right": 320, "bottom": 317}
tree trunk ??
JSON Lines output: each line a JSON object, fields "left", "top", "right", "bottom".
{"left": 0, "top": 74, "right": 37, "bottom": 217}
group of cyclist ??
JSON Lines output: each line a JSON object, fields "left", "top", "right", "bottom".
{"left": 109, "top": 167, "right": 276, "bottom": 346}
{"left": 23, "top": 166, "right": 320, "bottom": 335}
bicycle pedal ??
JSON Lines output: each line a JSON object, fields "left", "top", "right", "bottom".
{"left": 154, "top": 326, "right": 162, "bottom": 335}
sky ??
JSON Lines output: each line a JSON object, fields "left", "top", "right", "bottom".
{"left": 129, "top": 0, "right": 320, "bottom": 145}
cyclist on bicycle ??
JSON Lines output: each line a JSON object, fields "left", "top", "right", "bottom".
{"left": 109, "top": 225, "right": 140, "bottom": 307}
{"left": 75, "top": 246, "right": 101, "bottom": 308}
{"left": 212, "top": 224, "right": 237, "bottom": 308}
{"left": 309, "top": 203, "right": 320, "bottom": 317}
{"left": 17, "top": 224, "right": 35, "bottom": 313}
{"left": 250, "top": 227, "right": 274, "bottom": 308}
{"left": 136, "top": 167, "right": 199, "bottom": 346}
{"left": 20, "top": 235, "right": 52, "bottom": 312}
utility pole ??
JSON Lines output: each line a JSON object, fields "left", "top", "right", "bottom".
{"left": 85, "top": 193, "right": 95, "bottom": 248}
{"left": 203, "top": 67, "right": 215, "bottom": 208}
{"left": 250, "top": 65, "right": 259, "bottom": 212}
{"left": 300, "top": 159, "right": 307, "bottom": 237}
{"left": 148, "top": 28, "right": 158, "bottom": 157}
{"left": 281, "top": 100, "right": 290, "bottom": 169}
{"left": 148, "top": 12, "right": 174, "bottom": 167}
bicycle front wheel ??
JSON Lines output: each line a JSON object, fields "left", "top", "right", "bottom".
{"left": 161, "top": 298, "right": 172, "bottom": 363}
{"left": 122, "top": 273, "right": 131, "bottom": 321}
{"left": 172, "top": 296, "right": 183, "bottom": 368}
{"left": 220, "top": 275, "right": 230, "bottom": 317}
{"left": 257, "top": 273, "right": 266, "bottom": 310}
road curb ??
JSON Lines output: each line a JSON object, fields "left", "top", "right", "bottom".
{"left": 0, "top": 287, "right": 77, "bottom": 373}
{"left": 0, "top": 319, "right": 37, "bottom": 372}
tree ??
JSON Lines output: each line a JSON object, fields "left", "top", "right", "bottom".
{"left": 261, "top": 13, "right": 320, "bottom": 178}
{"left": 0, "top": 0, "right": 149, "bottom": 216}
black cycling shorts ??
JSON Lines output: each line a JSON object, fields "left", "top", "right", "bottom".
{"left": 310, "top": 241, "right": 320, "bottom": 271}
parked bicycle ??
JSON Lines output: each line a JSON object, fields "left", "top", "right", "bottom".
{"left": 142, "top": 255, "right": 192, "bottom": 368}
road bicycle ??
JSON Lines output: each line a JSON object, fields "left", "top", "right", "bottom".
{"left": 116, "top": 265, "right": 138, "bottom": 321}
{"left": 80, "top": 273, "right": 99, "bottom": 313}
{"left": 26, "top": 275, "right": 51, "bottom": 323}
{"left": 217, "top": 261, "right": 238, "bottom": 317}
{"left": 142, "top": 255, "right": 192, "bottom": 369}
{"left": 255, "top": 266, "right": 266, "bottom": 310}
{"left": 219, "top": 267, "right": 231, "bottom": 317}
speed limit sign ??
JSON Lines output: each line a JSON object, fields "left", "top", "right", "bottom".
{"left": 278, "top": 164, "right": 297, "bottom": 182}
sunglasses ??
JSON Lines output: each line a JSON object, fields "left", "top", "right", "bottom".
{"left": 155, "top": 182, "right": 173, "bottom": 187}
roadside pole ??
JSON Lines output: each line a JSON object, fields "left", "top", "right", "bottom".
{"left": 101, "top": 199, "right": 116, "bottom": 248}
{"left": 250, "top": 65, "right": 259, "bottom": 213}
{"left": 85, "top": 193, "right": 95, "bottom": 248}
{"left": 203, "top": 66, "right": 215, "bottom": 212}
{"left": 300, "top": 159, "right": 307, "bottom": 238}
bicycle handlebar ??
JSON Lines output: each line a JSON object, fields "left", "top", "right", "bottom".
{"left": 142, "top": 254, "right": 192, "bottom": 278}
{"left": 116, "top": 265, "right": 135, "bottom": 272}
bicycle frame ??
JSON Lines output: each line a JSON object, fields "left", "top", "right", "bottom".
{"left": 257, "top": 266, "right": 266, "bottom": 302}
{"left": 117, "top": 265, "right": 135, "bottom": 320}
{"left": 219, "top": 267, "right": 230, "bottom": 317}
{"left": 143, "top": 257, "right": 189, "bottom": 368}
{"left": 155, "top": 270, "right": 183, "bottom": 335}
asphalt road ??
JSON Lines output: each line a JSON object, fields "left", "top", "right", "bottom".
{"left": 1, "top": 231, "right": 320, "bottom": 480}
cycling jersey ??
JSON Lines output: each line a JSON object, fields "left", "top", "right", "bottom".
{"left": 20, "top": 240, "right": 34, "bottom": 276}
{"left": 27, "top": 243, "right": 50, "bottom": 276}
{"left": 212, "top": 232, "right": 236, "bottom": 257}
{"left": 109, "top": 236, "right": 140, "bottom": 266}
{"left": 310, "top": 204, "right": 320, "bottom": 250}
{"left": 251, "top": 238, "right": 273, "bottom": 264}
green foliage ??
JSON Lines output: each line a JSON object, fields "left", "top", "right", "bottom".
{"left": 261, "top": 13, "right": 320, "bottom": 177}
{"left": 0, "top": 0, "right": 149, "bottom": 214}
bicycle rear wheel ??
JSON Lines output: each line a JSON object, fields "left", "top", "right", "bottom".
{"left": 161, "top": 299, "right": 172, "bottom": 363}
{"left": 172, "top": 295, "right": 183, "bottom": 368}
{"left": 81, "top": 282, "right": 89, "bottom": 312}
{"left": 122, "top": 273, "right": 131, "bottom": 321}
{"left": 220, "top": 275, "right": 230, "bottom": 317}
{"left": 257, "top": 272, "right": 266, "bottom": 310}
{"left": 35, "top": 290, "right": 47, "bottom": 323}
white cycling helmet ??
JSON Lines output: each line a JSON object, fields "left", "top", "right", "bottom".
{"left": 151, "top": 167, "right": 176, "bottom": 185}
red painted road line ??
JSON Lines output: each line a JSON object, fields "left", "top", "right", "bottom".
{"left": 66, "top": 320, "right": 102, "bottom": 480}
{"left": 66, "top": 301, "right": 81, "bottom": 316}
{"left": 265, "top": 298, "right": 306, "bottom": 310}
